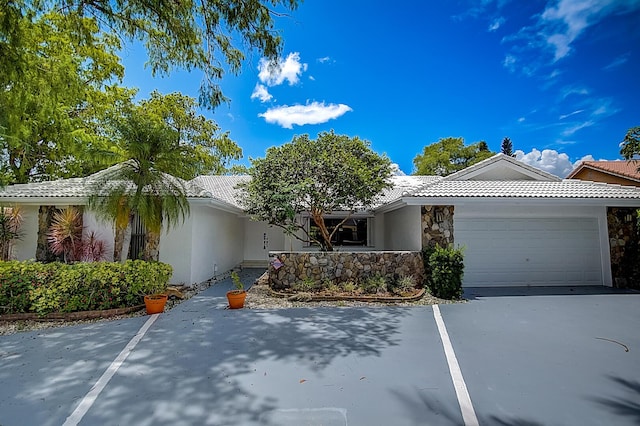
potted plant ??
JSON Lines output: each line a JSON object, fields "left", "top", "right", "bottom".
{"left": 226, "top": 271, "right": 247, "bottom": 309}
{"left": 144, "top": 293, "right": 168, "bottom": 314}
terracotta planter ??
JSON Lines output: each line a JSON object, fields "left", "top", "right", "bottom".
{"left": 226, "top": 290, "right": 247, "bottom": 309}
{"left": 144, "top": 293, "right": 168, "bottom": 314}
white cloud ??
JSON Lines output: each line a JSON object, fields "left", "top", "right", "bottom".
{"left": 494, "top": 0, "right": 640, "bottom": 74}
{"left": 391, "top": 163, "right": 406, "bottom": 176}
{"left": 517, "top": 116, "right": 526, "bottom": 123}
{"left": 250, "top": 83, "right": 273, "bottom": 102}
{"left": 258, "top": 102, "right": 353, "bottom": 129}
{"left": 603, "top": 52, "right": 631, "bottom": 70}
{"left": 559, "top": 109, "right": 584, "bottom": 120}
{"left": 515, "top": 148, "right": 595, "bottom": 177}
{"left": 317, "top": 56, "right": 332, "bottom": 63}
{"left": 503, "top": 54, "right": 517, "bottom": 72}
{"left": 488, "top": 17, "right": 505, "bottom": 31}
{"left": 258, "top": 52, "right": 308, "bottom": 87}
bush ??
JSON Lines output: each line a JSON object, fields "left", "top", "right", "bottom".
{"left": 0, "top": 260, "right": 172, "bottom": 316}
{"left": 361, "top": 274, "right": 387, "bottom": 294}
{"left": 427, "top": 245, "right": 465, "bottom": 299}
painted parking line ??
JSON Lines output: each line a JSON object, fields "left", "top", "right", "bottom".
{"left": 433, "top": 305, "right": 479, "bottom": 426}
{"left": 62, "top": 314, "right": 160, "bottom": 426}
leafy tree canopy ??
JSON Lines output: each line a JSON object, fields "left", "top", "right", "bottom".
{"left": 240, "top": 130, "right": 392, "bottom": 251}
{"left": 1, "top": 0, "right": 301, "bottom": 109}
{"left": 0, "top": 11, "right": 134, "bottom": 184}
{"left": 620, "top": 126, "right": 640, "bottom": 165}
{"left": 413, "top": 137, "right": 495, "bottom": 176}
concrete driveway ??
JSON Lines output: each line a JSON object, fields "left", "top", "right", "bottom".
{"left": 0, "top": 271, "right": 638, "bottom": 426}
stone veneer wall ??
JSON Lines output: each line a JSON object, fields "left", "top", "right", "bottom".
{"left": 268, "top": 251, "right": 425, "bottom": 290}
{"left": 421, "top": 205, "right": 454, "bottom": 249}
{"left": 607, "top": 207, "right": 640, "bottom": 289}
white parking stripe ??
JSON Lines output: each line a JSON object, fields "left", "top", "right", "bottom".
{"left": 63, "top": 314, "right": 159, "bottom": 426}
{"left": 433, "top": 305, "right": 480, "bottom": 426}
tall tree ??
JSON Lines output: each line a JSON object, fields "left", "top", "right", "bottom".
{"left": 413, "top": 137, "right": 495, "bottom": 176}
{"left": 240, "top": 131, "right": 392, "bottom": 251}
{"left": 88, "top": 91, "right": 242, "bottom": 261}
{"left": 0, "top": 12, "right": 133, "bottom": 184}
{"left": 1, "top": 0, "right": 301, "bottom": 109}
{"left": 501, "top": 137, "right": 514, "bottom": 156}
{"left": 620, "top": 126, "right": 640, "bottom": 166}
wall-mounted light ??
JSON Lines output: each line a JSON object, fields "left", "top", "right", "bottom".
{"left": 435, "top": 211, "right": 444, "bottom": 222}
{"left": 625, "top": 214, "right": 633, "bottom": 223}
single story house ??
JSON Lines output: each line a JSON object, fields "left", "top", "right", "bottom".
{"left": 567, "top": 160, "right": 640, "bottom": 187}
{"left": 1, "top": 154, "right": 639, "bottom": 287}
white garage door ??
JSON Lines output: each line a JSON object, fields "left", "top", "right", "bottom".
{"left": 455, "top": 217, "right": 603, "bottom": 287}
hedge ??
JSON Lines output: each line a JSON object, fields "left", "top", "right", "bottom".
{"left": 0, "top": 260, "right": 172, "bottom": 316}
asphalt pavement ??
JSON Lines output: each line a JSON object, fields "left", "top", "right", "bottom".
{"left": 1, "top": 271, "right": 638, "bottom": 426}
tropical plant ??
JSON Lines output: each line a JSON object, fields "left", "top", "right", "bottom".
{"left": 240, "top": 131, "right": 392, "bottom": 251}
{"left": 230, "top": 271, "right": 245, "bottom": 291}
{"left": 47, "top": 207, "right": 109, "bottom": 263}
{"left": 361, "top": 274, "right": 387, "bottom": 294}
{"left": 48, "top": 207, "right": 84, "bottom": 262}
{"left": 0, "top": 205, "right": 23, "bottom": 261}
{"left": 88, "top": 92, "right": 242, "bottom": 261}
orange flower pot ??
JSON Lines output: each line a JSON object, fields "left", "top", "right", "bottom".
{"left": 144, "top": 293, "right": 168, "bottom": 314}
{"left": 226, "top": 290, "right": 246, "bottom": 309}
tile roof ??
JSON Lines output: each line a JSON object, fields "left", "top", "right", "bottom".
{"left": 444, "top": 153, "right": 561, "bottom": 182}
{"left": 408, "top": 179, "right": 640, "bottom": 199}
{"left": 190, "top": 175, "right": 250, "bottom": 208}
{"left": 0, "top": 164, "right": 210, "bottom": 199}
{"left": 567, "top": 160, "right": 640, "bottom": 182}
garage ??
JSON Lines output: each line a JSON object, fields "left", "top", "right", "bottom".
{"left": 455, "top": 217, "right": 603, "bottom": 287}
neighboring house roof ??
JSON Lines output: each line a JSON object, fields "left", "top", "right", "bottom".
{"left": 566, "top": 160, "right": 640, "bottom": 184}
{"left": 443, "top": 153, "right": 561, "bottom": 182}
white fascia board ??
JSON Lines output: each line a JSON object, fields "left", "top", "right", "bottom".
{"left": 373, "top": 199, "right": 406, "bottom": 214}
{"left": 402, "top": 196, "right": 640, "bottom": 208}
{"left": 199, "top": 198, "right": 244, "bottom": 215}
{"left": 0, "top": 197, "right": 88, "bottom": 205}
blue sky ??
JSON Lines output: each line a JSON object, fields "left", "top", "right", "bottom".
{"left": 120, "top": 0, "right": 640, "bottom": 177}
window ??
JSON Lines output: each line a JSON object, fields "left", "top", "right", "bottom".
{"left": 309, "top": 217, "right": 369, "bottom": 247}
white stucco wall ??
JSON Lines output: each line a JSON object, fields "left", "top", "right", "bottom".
{"left": 11, "top": 205, "right": 39, "bottom": 260}
{"left": 158, "top": 213, "right": 194, "bottom": 285}
{"left": 373, "top": 212, "right": 385, "bottom": 249}
{"left": 243, "top": 219, "right": 286, "bottom": 264}
{"left": 383, "top": 205, "right": 422, "bottom": 251}
{"left": 187, "top": 205, "right": 244, "bottom": 285}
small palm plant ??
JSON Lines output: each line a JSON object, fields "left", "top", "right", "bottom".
{"left": 48, "top": 207, "right": 83, "bottom": 262}
{"left": 0, "top": 205, "right": 23, "bottom": 261}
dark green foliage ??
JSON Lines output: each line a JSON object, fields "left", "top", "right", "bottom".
{"left": 426, "top": 245, "right": 465, "bottom": 299}
{"left": 0, "top": 260, "right": 172, "bottom": 315}
{"left": 501, "top": 137, "right": 514, "bottom": 156}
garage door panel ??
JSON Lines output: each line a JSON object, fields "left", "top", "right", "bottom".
{"left": 456, "top": 217, "right": 603, "bottom": 287}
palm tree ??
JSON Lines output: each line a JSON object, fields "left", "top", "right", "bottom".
{"left": 88, "top": 92, "right": 241, "bottom": 261}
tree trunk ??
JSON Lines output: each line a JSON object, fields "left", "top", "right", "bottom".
{"left": 143, "top": 230, "right": 161, "bottom": 261}
{"left": 311, "top": 211, "right": 333, "bottom": 252}
{"left": 113, "top": 215, "right": 133, "bottom": 263}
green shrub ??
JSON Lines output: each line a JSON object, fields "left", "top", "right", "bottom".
{"left": 427, "top": 245, "right": 465, "bottom": 299}
{"left": 393, "top": 275, "right": 416, "bottom": 295}
{"left": 292, "top": 277, "right": 316, "bottom": 292}
{"left": 0, "top": 260, "right": 172, "bottom": 316}
{"left": 361, "top": 274, "right": 387, "bottom": 294}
